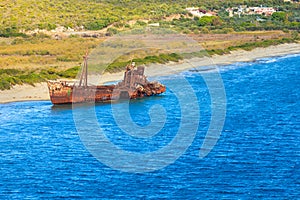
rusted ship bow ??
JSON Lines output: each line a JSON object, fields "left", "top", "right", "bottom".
{"left": 47, "top": 55, "right": 166, "bottom": 104}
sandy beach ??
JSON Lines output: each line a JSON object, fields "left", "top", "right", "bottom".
{"left": 1, "top": 42, "right": 300, "bottom": 104}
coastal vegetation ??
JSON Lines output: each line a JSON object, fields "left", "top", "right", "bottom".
{"left": 0, "top": 66, "right": 81, "bottom": 90}
{"left": 1, "top": 0, "right": 299, "bottom": 36}
{"left": 0, "top": 35, "right": 297, "bottom": 90}
{"left": 0, "top": 0, "right": 300, "bottom": 90}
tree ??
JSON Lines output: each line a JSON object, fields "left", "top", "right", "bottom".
{"left": 197, "top": 16, "right": 215, "bottom": 26}
{"left": 212, "top": 17, "right": 223, "bottom": 26}
{"left": 272, "top": 12, "right": 286, "bottom": 22}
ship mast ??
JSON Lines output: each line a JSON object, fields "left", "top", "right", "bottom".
{"left": 79, "top": 51, "right": 88, "bottom": 88}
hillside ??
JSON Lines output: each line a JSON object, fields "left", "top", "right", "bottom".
{"left": 1, "top": 0, "right": 299, "bottom": 35}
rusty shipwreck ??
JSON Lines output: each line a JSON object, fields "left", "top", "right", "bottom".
{"left": 47, "top": 54, "right": 166, "bottom": 104}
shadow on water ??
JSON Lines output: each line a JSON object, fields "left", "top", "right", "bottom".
{"left": 51, "top": 102, "right": 99, "bottom": 112}
{"left": 51, "top": 104, "right": 73, "bottom": 111}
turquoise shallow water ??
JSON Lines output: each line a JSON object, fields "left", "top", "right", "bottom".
{"left": 0, "top": 54, "right": 299, "bottom": 199}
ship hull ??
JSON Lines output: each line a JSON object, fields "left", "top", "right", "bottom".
{"left": 48, "top": 84, "right": 166, "bottom": 105}
{"left": 47, "top": 60, "right": 166, "bottom": 105}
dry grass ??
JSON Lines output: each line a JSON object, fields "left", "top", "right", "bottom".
{"left": 0, "top": 30, "right": 293, "bottom": 71}
{"left": 0, "top": 37, "right": 104, "bottom": 70}
{"left": 191, "top": 30, "right": 290, "bottom": 50}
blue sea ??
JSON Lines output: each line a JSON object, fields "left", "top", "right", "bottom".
{"left": 0, "top": 54, "right": 299, "bottom": 199}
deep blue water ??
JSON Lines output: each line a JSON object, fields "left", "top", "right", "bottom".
{"left": 0, "top": 54, "right": 299, "bottom": 199}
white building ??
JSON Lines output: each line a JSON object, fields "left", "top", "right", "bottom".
{"left": 226, "top": 5, "right": 276, "bottom": 17}
{"left": 249, "top": 7, "right": 276, "bottom": 16}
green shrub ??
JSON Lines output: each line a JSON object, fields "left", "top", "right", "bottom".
{"left": 19, "top": 73, "right": 45, "bottom": 86}
{"left": 201, "top": 27, "right": 210, "bottom": 33}
{"left": 197, "top": 16, "right": 217, "bottom": 26}
{"left": 106, "top": 53, "right": 182, "bottom": 72}
{"left": 57, "top": 66, "right": 80, "bottom": 78}
{"left": 84, "top": 20, "right": 109, "bottom": 30}
{"left": 107, "top": 28, "right": 119, "bottom": 36}
{"left": 136, "top": 21, "right": 147, "bottom": 26}
{"left": 291, "top": 30, "right": 299, "bottom": 40}
{"left": 0, "top": 66, "right": 81, "bottom": 90}
{"left": 0, "top": 69, "right": 22, "bottom": 76}
{"left": 272, "top": 12, "right": 287, "bottom": 22}
{"left": 212, "top": 28, "right": 234, "bottom": 34}
{"left": 0, "top": 79, "right": 11, "bottom": 90}
{"left": 56, "top": 56, "right": 73, "bottom": 62}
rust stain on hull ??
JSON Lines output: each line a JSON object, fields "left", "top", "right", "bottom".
{"left": 47, "top": 54, "right": 166, "bottom": 105}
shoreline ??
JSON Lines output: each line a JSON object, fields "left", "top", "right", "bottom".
{"left": 1, "top": 42, "right": 300, "bottom": 104}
